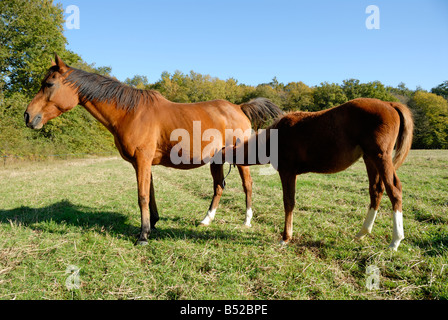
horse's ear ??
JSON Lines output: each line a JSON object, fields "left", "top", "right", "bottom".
{"left": 54, "top": 53, "right": 68, "bottom": 72}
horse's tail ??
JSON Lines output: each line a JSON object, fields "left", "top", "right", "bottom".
{"left": 240, "top": 98, "right": 284, "bottom": 130}
{"left": 391, "top": 102, "right": 414, "bottom": 169}
{"left": 221, "top": 129, "right": 269, "bottom": 166}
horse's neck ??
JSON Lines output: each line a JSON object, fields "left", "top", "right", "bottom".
{"left": 81, "top": 100, "right": 127, "bottom": 134}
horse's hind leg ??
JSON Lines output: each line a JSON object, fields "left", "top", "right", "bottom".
{"left": 356, "top": 156, "right": 385, "bottom": 240}
{"left": 200, "top": 163, "right": 224, "bottom": 226}
{"left": 373, "top": 154, "right": 404, "bottom": 251}
{"left": 279, "top": 170, "right": 297, "bottom": 244}
{"left": 237, "top": 165, "right": 253, "bottom": 227}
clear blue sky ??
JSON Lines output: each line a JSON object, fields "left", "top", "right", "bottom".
{"left": 58, "top": 0, "right": 448, "bottom": 90}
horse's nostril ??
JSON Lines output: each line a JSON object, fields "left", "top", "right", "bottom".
{"left": 24, "top": 112, "right": 30, "bottom": 124}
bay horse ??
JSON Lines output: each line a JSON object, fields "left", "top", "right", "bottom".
{"left": 221, "top": 98, "right": 414, "bottom": 251}
{"left": 24, "top": 54, "right": 283, "bottom": 245}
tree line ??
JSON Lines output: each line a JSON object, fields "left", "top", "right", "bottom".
{"left": 1, "top": 0, "right": 447, "bottom": 160}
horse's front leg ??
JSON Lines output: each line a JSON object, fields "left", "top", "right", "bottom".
{"left": 200, "top": 163, "right": 224, "bottom": 226}
{"left": 149, "top": 173, "right": 159, "bottom": 231}
{"left": 279, "top": 170, "right": 297, "bottom": 244}
{"left": 133, "top": 153, "right": 153, "bottom": 245}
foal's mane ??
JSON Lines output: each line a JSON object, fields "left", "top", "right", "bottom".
{"left": 61, "top": 67, "right": 160, "bottom": 111}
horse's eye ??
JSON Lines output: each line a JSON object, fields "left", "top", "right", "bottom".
{"left": 45, "top": 82, "right": 54, "bottom": 88}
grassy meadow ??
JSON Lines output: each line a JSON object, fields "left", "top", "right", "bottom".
{"left": 0, "top": 150, "right": 447, "bottom": 300}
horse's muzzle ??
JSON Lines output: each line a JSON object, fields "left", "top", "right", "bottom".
{"left": 24, "top": 112, "right": 42, "bottom": 129}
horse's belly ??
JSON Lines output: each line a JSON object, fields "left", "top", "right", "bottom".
{"left": 308, "top": 145, "right": 363, "bottom": 174}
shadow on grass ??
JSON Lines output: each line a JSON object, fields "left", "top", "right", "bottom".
{"left": 0, "top": 200, "right": 139, "bottom": 241}
{"left": 0, "top": 200, "right": 257, "bottom": 245}
{"left": 151, "top": 224, "right": 261, "bottom": 246}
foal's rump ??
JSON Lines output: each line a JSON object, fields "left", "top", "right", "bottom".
{"left": 344, "top": 98, "right": 413, "bottom": 169}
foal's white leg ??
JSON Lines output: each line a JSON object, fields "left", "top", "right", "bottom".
{"left": 200, "top": 208, "right": 216, "bottom": 226}
{"left": 355, "top": 207, "right": 378, "bottom": 240}
{"left": 243, "top": 208, "right": 253, "bottom": 228}
{"left": 389, "top": 210, "right": 404, "bottom": 251}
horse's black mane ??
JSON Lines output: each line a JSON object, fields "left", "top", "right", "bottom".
{"left": 61, "top": 67, "right": 159, "bottom": 111}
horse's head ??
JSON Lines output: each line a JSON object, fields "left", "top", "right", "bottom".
{"left": 24, "top": 54, "right": 79, "bottom": 129}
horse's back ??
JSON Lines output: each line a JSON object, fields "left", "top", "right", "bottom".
{"left": 161, "top": 99, "right": 250, "bottom": 130}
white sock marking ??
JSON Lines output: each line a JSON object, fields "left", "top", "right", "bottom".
{"left": 389, "top": 210, "right": 404, "bottom": 251}
{"left": 200, "top": 208, "right": 216, "bottom": 226}
{"left": 244, "top": 208, "right": 253, "bottom": 227}
{"left": 356, "top": 208, "right": 378, "bottom": 240}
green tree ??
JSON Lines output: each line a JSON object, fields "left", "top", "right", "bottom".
{"left": 342, "top": 79, "right": 398, "bottom": 102}
{"left": 431, "top": 81, "right": 448, "bottom": 100}
{"left": 151, "top": 70, "right": 189, "bottom": 102}
{"left": 387, "top": 82, "right": 413, "bottom": 104}
{"left": 242, "top": 84, "right": 283, "bottom": 108}
{"left": 358, "top": 81, "right": 398, "bottom": 101}
{"left": 282, "top": 81, "right": 314, "bottom": 111}
{"left": 341, "top": 79, "right": 362, "bottom": 100}
{"left": 312, "top": 82, "right": 347, "bottom": 111}
{"left": 409, "top": 91, "right": 448, "bottom": 149}
{"left": 394, "top": 82, "right": 413, "bottom": 97}
{"left": 223, "top": 77, "right": 245, "bottom": 104}
{"left": 124, "top": 75, "right": 150, "bottom": 89}
{"left": 0, "top": 0, "right": 117, "bottom": 158}
{"left": 0, "top": 0, "right": 81, "bottom": 95}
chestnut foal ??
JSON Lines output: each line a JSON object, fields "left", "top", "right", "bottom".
{"left": 222, "top": 98, "right": 413, "bottom": 251}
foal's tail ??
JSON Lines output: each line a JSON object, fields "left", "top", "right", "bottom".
{"left": 240, "top": 98, "right": 284, "bottom": 130}
{"left": 391, "top": 102, "right": 414, "bottom": 169}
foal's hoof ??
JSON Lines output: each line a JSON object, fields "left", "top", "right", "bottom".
{"left": 135, "top": 240, "right": 149, "bottom": 246}
{"left": 355, "top": 232, "right": 367, "bottom": 241}
{"left": 198, "top": 222, "right": 209, "bottom": 227}
{"left": 355, "top": 228, "right": 369, "bottom": 240}
{"left": 388, "top": 241, "right": 402, "bottom": 252}
{"left": 388, "top": 245, "right": 398, "bottom": 252}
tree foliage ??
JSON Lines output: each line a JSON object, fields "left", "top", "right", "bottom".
{"left": 0, "top": 0, "right": 115, "bottom": 158}
{"left": 431, "top": 81, "right": 448, "bottom": 100}
{"left": 312, "top": 82, "right": 348, "bottom": 111}
{"left": 409, "top": 91, "right": 448, "bottom": 149}
{"left": 0, "top": 0, "right": 73, "bottom": 94}
{"left": 1, "top": 0, "right": 448, "bottom": 158}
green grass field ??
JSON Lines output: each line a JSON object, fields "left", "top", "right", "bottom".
{"left": 0, "top": 150, "right": 447, "bottom": 300}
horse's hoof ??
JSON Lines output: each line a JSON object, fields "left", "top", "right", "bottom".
{"left": 279, "top": 240, "right": 289, "bottom": 246}
{"left": 355, "top": 228, "right": 369, "bottom": 240}
{"left": 136, "top": 240, "right": 149, "bottom": 246}
{"left": 355, "top": 233, "right": 367, "bottom": 241}
{"left": 198, "top": 222, "right": 209, "bottom": 227}
{"left": 388, "top": 241, "right": 402, "bottom": 252}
